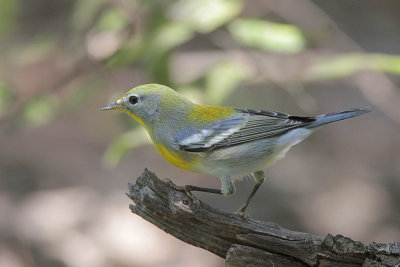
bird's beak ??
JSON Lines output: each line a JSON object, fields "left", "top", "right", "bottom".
{"left": 99, "top": 100, "right": 123, "bottom": 111}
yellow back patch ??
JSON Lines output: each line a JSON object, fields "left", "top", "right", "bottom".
{"left": 188, "top": 105, "right": 236, "bottom": 122}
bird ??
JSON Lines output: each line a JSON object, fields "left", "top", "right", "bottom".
{"left": 100, "top": 83, "right": 370, "bottom": 214}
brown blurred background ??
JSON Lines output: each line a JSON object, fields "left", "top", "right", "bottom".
{"left": 1, "top": 0, "right": 400, "bottom": 266}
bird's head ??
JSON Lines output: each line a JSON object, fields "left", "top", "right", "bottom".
{"left": 100, "top": 84, "right": 192, "bottom": 128}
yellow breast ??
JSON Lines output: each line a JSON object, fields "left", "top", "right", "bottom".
{"left": 155, "top": 143, "right": 199, "bottom": 172}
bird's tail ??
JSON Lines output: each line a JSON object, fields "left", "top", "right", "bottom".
{"left": 309, "top": 108, "right": 371, "bottom": 128}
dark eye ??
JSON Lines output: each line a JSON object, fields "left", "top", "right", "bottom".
{"left": 129, "top": 95, "right": 138, "bottom": 105}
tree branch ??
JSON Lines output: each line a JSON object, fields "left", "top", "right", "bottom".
{"left": 127, "top": 169, "right": 400, "bottom": 266}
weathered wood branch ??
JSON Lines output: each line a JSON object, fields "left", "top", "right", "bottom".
{"left": 127, "top": 169, "right": 400, "bottom": 267}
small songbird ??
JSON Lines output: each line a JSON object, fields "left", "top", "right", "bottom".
{"left": 100, "top": 84, "right": 370, "bottom": 213}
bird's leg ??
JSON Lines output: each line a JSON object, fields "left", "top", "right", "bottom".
{"left": 164, "top": 178, "right": 223, "bottom": 208}
{"left": 237, "top": 170, "right": 266, "bottom": 215}
{"left": 220, "top": 176, "right": 236, "bottom": 196}
{"left": 166, "top": 175, "right": 234, "bottom": 195}
{"left": 182, "top": 185, "right": 222, "bottom": 194}
{"left": 164, "top": 178, "right": 223, "bottom": 194}
{"left": 165, "top": 176, "right": 235, "bottom": 208}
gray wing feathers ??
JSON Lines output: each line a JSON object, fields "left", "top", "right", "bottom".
{"left": 177, "top": 107, "right": 369, "bottom": 152}
{"left": 178, "top": 108, "right": 315, "bottom": 152}
{"left": 178, "top": 114, "right": 246, "bottom": 151}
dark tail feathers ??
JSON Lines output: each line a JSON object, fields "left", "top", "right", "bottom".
{"left": 309, "top": 108, "right": 371, "bottom": 128}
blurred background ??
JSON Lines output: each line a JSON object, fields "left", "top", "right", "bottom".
{"left": 1, "top": 0, "right": 400, "bottom": 266}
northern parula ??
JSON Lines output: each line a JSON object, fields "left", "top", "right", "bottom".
{"left": 100, "top": 84, "right": 370, "bottom": 213}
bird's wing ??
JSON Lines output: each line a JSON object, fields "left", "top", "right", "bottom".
{"left": 177, "top": 109, "right": 316, "bottom": 152}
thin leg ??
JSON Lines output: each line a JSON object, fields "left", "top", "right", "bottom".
{"left": 164, "top": 179, "right": 222, "bottom": 209}
{"left": 165, "top": 176, "right": 235, "bottom": 210}
{"left": 237, "top": 170, "right": 266, "bottom": 214}
{"left": 220, "top": 176, "right": 236, "bottom": 196}
{"left": 164, "top": 178, "right": 223, "bottom": 195}
{"left": 165, "top": 175, "right": 234, "bottom": 196}
{"left": 184, "top": 185, "right": 222, "bottom": 194}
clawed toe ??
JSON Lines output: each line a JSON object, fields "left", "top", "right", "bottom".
{"left": 165, "top": 178, "right": 188, "bottom": 192}
{"left": 164, "top": 179, "right": 199, "bottom": 205}
{"left": 235, "top": 203, "right": 251, "bottom": 219}
{"left": 236, "top": 208, "right": 249, "bottom": 219}
{"left": 183, "top": 189, "right": 197, "bottom": 201}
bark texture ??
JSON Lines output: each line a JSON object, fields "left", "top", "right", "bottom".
{"left": 127, "top": 169, "right": 400, "bottom": 267}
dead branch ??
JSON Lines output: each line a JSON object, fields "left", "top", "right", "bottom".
{"left": 127, "top": 169, "right": 400, "bottom": 267}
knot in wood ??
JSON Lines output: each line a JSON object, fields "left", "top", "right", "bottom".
{"left": 168, "top": 191, "right": 198, "bottom": 214}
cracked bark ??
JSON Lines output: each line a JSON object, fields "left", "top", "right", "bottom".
{"left": 126, "top": 169, "right": 400, "bottom": 267}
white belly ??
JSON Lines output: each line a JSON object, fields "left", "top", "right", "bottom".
{"left": 194, "top": 128, "right": 313, "bottom": 178}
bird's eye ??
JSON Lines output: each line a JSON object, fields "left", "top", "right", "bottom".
{"left": 129, "top": 95, "right": 139, "bottom": 105}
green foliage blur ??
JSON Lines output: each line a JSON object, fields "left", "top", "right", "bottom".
{"left": 1, "top": 0, "right": 400, "bottom": 167}
{"left": 2, "top": 2, "right": 400, "bottom": 266}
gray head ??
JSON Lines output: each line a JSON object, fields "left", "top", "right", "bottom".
{"left": 100, "top": 84, "right": 192, "bottom": 128}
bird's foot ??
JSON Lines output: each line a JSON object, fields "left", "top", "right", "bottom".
{"left": 164, "top": 178, "right": 200, "bottom": 208}
{"left": 235, "top": 205, "right": 249, "bottom": 220}
{"left": 164, "top": 177, "right": 184, "bottom": 191}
